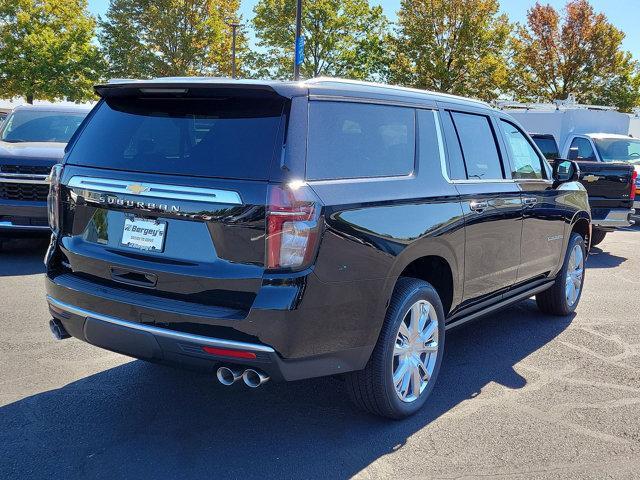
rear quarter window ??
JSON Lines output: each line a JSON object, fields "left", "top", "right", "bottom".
{"left": 306, "top": 102, "right": 415, "bottom": 180}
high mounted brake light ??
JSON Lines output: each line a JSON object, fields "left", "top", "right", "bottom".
{"left": 266, "top": 182, "right": 322, "bottom": 270}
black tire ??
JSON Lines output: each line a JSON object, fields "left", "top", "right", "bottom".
{"left": 590, "top": 228, "right": 607, "bottom": 247}
{"left": 346, "top": 277, "right": 445, "bottom": 419}
{"left": 536, "top": 232, "right": 586, "bottom": 316}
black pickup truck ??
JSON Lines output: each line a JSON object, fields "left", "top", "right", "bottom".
{"left": 0, "top": 104, "right": 90, "bottom": 246}
{"left": 531, "top": 133, "right": 635, "bottom": 246}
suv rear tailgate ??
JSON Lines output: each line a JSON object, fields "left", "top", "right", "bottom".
{"left": 56, "top": 166, "right": 269, "bottom": 314}
{"left": 51, "top": 90, "right": 289, "bottom": 317}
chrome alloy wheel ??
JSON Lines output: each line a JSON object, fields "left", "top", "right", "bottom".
{"left": 392, "top": 300, "right": 439, "bottom": 403}
{"left": 565, "top": 243, "right": 585, "bottom": 307}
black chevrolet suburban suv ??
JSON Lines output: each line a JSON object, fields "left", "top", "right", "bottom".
{"left": 0, "top": 104, "right": 90, "bottom": 244}
{"left": 45, "top": 78, "right": 590, "bottom": 418}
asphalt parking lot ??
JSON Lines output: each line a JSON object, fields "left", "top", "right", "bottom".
{"left": 1, "top": 229, "right": 639, "bottom": 479}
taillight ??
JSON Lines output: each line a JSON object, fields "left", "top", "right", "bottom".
{"left": 631, "top": 170, "right": 638, "bottom": 201}
{"left": 47, "top": 164, "right": 63, "bottom": 232}
{"left": 266, "top": 182, "right": 322, "bottom": 270}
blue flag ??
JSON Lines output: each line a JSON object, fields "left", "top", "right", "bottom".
{"left": 295, "top": 36, "right": 305, "bottom": 66}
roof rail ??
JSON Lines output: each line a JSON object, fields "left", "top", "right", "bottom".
{"left": 306, "top": 77, "right": 491, "bottom": 107}
{"left": 496, "top": 97, "right": 618, "bottom": 112}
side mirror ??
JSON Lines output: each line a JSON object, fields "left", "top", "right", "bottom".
{"left": 552, "top": 159, "right": 580, "bottom": 184}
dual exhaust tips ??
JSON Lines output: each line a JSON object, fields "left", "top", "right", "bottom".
{"left": 216, "top": 366, "right": 270, "bottom": 388}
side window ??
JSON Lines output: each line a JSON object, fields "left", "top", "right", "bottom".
{"left": 306, "top": 102, "right": 415, "bottom": 180}
{"left": 499, "top": 120, "right": 544, "bottom": 180}
{"left": 450, "top": 111, "right": 504, "bottom": 180}
{"left": 568, "top": 137, "right": 596, "bottom": 161}
{"left": 417, "top": 109, "right": 447, "bottom": 177}
{"left": 440, "top": 111, "right": 467, "bottom": 180}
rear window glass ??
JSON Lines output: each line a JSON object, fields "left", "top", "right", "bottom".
{"left": 531, "top": 136, "right": 559, "bottom": 160}
{"left": 306, "top": 102, "right": 415, "bottom": 180}
{"left": 441, "top": 111, "right": 467, "bottom": 180}
{"left": 66, "top": 97, "right": 285, "bottom": 180}
{"left": 451, "top": 111, "right": 504, "bottom": 180}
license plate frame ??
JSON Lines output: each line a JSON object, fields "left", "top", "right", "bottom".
{"left": 120, "top": 215, "right": 167, "bottom": 253}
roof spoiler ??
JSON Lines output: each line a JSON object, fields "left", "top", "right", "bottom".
{"left": 94, "top": 78, "right": 303, "bottom": 99}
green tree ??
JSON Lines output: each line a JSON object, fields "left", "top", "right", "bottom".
{"left": 510, "top": 0, "right": 639, "bottom": 111}
{"left": 250, "top": 0, "right": 389, "bottom": 80}
{"left": 0, "top": 0, "right": 104, "bottom": 103}
{"left": 99, "top": 0, "right": 246, "bottom": 78}
{"left": 389, "top": 0, "right": 511, "bottom": 101}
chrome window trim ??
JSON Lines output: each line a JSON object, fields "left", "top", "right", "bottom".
{"left": 66, "top": 176, "right": 243, "bottom": 205}
{"left": 0, "top": 221, "right": 50, "bottom": 230}
{"left": 306, "top": 174, "right": 416, "bottom": 186}
{"left": 432, "top": 109, "right": 450, "bottom": 183}
{"left": 46, "top": 296, "right": 275, "bottom": 353}
{"left": 451, "top": 179, "right": 517, "bottom": 184}
{"left": 308, "top": 94, "right": 437, "bottom": 110}
{"left": 0, "top": 173, "right": 49, "bottom": 185}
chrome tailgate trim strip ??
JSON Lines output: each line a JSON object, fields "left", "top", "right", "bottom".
{"left": 66, "top": 176, "right": 243, "bottom": 205}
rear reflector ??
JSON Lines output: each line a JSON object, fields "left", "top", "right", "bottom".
{"left": 202, "top": 346, "right": 257, "bottom": 359}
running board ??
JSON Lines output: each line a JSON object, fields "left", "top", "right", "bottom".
{"left": 445, "top": 281, "right": 554, "bottom": 330}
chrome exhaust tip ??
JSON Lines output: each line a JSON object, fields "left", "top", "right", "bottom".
{"left": 216, "top": 366, "right": 243, "bottom": 386}
{"left": 242, "top": 368, "right": 270, "bottom": 388}
{"left": 49, "top": 319, "right": 70, "bottom": 340}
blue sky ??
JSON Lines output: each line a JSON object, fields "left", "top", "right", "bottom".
{"left": 87, "top": 0, "right": 639, "bottom": 56}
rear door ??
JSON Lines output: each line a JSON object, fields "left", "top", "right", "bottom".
{"left": 57, "top": 89, "right": 289, "bottom": 318}
{"left": 440, "top": 107, "right": 523, "bottom": 305}
{"left": 498, "top": 118, "right": 566, "bottom": 282}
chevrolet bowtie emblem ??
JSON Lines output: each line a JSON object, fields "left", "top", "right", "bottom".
{"left": 126, "top": 183, "right": 150, "bottom": 194}
{"left": 583, "top": 174, "right": 600, "bottom": 183}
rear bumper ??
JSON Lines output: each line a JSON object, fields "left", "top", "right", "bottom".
{"left": 45, "top": 272, "right": 380, "bottom": 381}
{"left": 591, "top": 208, "right": 633, "bottom": 230}
{"left": 0, "top": 199, "right": 49, "bottom": 233}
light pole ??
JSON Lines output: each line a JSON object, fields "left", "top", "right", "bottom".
{"left": 293, "top": 0, "right": 303, "bottom": 80}
{"left": 227, "top": 21, "right": 241, "bottom": 79}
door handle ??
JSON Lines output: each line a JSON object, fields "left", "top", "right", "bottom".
{"left": 469, "top": 200, "right": 489, "bottom": 213}
{"left": 110, "top": 266, "right": 157, "bottom": 288}
{"left": 523, "top": 197, "right": 538, "bottom": 207}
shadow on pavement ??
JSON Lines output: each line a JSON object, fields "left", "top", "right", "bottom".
{"left": 0, "top": 238, "right": 48, "bottom": 276}
{"left": 587, "top": 246, "right": 626, "bottom": 269}
{"left": 0, "top": 300, "right": 572, "bottom": 479}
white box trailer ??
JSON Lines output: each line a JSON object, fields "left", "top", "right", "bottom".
{"left": 499, "top": 100, "right": 631, "bottom": 149}
{"left": 629, "top": 112, "right": 640, "bottom": 138}
{"left": 499, "top": 100, "right": 638, "bottom": 234}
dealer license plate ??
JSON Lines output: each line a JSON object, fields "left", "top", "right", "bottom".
{"left": 121, "top": 216, "right": 167, "bottom": 252}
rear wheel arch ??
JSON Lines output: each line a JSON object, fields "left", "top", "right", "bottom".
{"left": 391, "top": 255, "right": 455, "bottom": 318}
